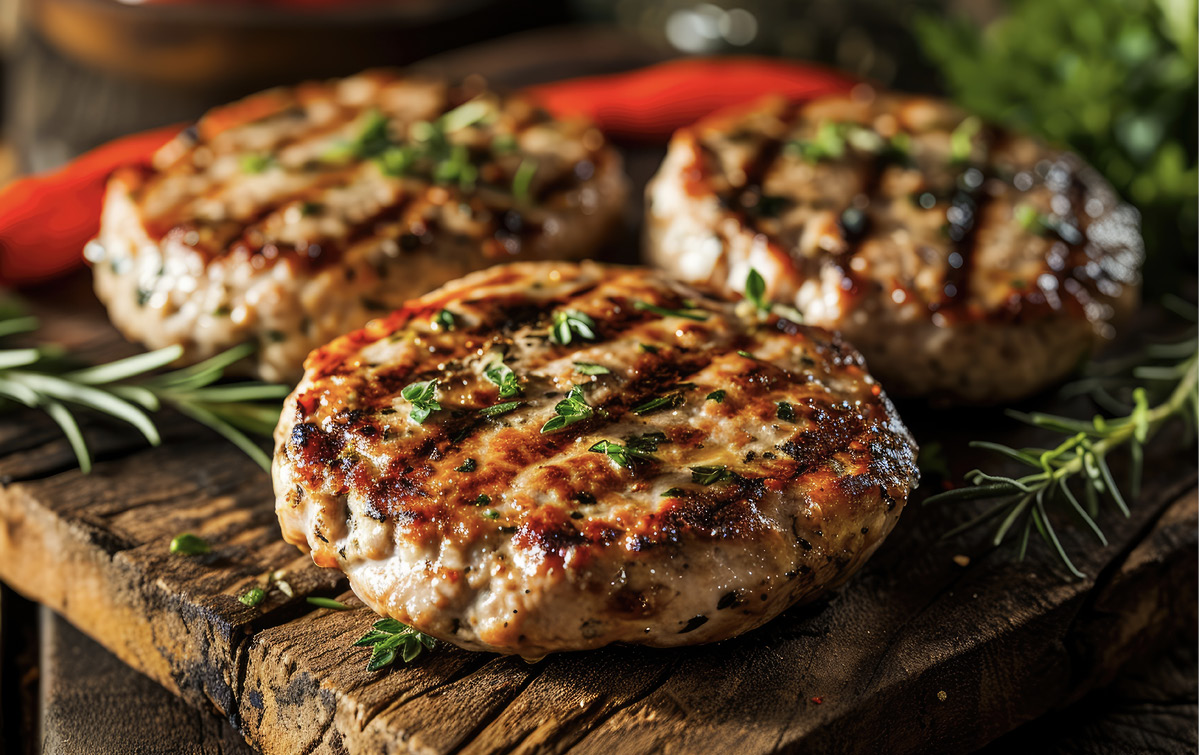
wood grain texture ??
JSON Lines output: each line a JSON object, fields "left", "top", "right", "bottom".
{"left": 39, "top": 606, "right": 255, "bottom": 755}
{"left": 0, "top": 285, "right": 1195, "bottom": 754}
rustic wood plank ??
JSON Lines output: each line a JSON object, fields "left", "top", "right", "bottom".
{"left": 0, "top": 387, "right": 1193, "bottom": 754}
{"left": 39, "top": 607, "right": 255, "bottom": 755}
{"left": 981, "top": 638, "right": 1198, "bottom": 754}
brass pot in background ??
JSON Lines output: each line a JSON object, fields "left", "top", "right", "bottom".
{"left": 4, "top": 0, "right": 565, "bottom": 171}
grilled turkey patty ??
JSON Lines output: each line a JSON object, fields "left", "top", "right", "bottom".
{"left": 645, "top": 90, "right": 1143, "bottom": 403}
{"left": 273, "top": 261, "right": 918, "bottom": 656}
{"left": 87, "top": 70, "right": 627, "bottom": 383}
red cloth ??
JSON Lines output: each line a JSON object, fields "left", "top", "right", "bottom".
{"left": 0, "top": 57, "right": 856, "bottom": 286}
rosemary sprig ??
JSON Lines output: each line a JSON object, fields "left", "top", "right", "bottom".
{"left": 0, "top": 311, "right": 288, "bottom": 472}
{"left": 926, "top": 346, "right": 1198, "bottom": 577}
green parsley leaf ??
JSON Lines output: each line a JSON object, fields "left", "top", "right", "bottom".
{"left": 432, "top": 309, "right": 456, "bottom": 331}
{"left": 239, "top": 153, "right": 275, "bottom": 174}
{"left": 400, "top": 380, "right": 441, "bottom": 424}
{"left": 632, "top": 300, "right": 710, "bottom": 321}
{"left": 239, "top": 587, "right": 266, "bottom": 607}
{"left": 745, "top": 269, "right": 769, "bottom": 317}
{"left": 950, "top": 116, "right": 981, "bottom": 163}
{"left": 439, "top": 99, "right": 491, "bottom": 133}
{"left": 306, "top": 597, "right": 350, "bottom": 610}
{"left": 541, "top": 385, "right": 594, "bottom": 433}
{"left": 512, "top": 158, "right": 538, "bottom": 204}
{"left": 776, "top": 401, "right": 796, "bottom": 422}
{"left": 169, "top": 533, "right": 210, "bottom": 556}
{"left": 491, "top": 133, "right": 518, "bottom": 154}
{"left": 353, "top": 618, "right": 436, "bottom": 671}
{"left": 706, "top": 390, "right": 726, "bottom": 403}
{"left": 690, "top": 465, "right": 734, "bottom": 485}
{"left": 638, "top": 343, "right": 660, "bottom": 354}
{"left": 474, "top": 494, "right": 490, "bottom": 506}
{"left": 549, "top": 310, "right": 597, "bottom": 345}
{"left": 737, "top": 350, "right": 755, "bottom": 359}
{"left": 456, "top": 458, "right": 477, "bottom": 473}
{"left": 588, "top": 432, "right": 666, "bottom": 469}
{"left": 661, "top": 487, "right": 687, "bottom": 498}
{"left": 788, "top": 120, "right": 846, "bottom": 161}
{"left": 574, "top": 362, "right": 611, "bottom": 376}
{"left": 377, "top": 145, "right": 415, "bottom": 176}
{"left": 484, "top": 361, "right": 522, "bottom": 398}
{"left": 481, "top": 509, "right": 500, "bottom": 519}
{"left": 480, "top": 400, "right": 524, "bottom": 418}
{"left": 327, "top": 109, "right": 392, "bottom": 162}
{"left": 632, "top": 392, "right": 684, "bottom": 415}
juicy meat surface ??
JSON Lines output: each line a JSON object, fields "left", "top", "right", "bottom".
{"left": 87, "top": 70, "right": 627, "bottom": 382}
{"left": 645, "top": 90, "right": 1143, "bottom": 403}
{"left": 273, "top": 261, "right": 918, "bottom": 656}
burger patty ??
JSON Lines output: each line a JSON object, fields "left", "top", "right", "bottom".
{"left": 645, "top": 90, "right": 1143, "bottom": 403}
{"left": 273, "top": 261, "right": 918, "bottom": 656}
{"left": 86, "top": 70, "right": 627, "bottom": 383}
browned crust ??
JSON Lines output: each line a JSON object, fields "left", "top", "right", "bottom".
{"left": 127, "top": 70, "right": 615, "bottom": 272}
{"left": 669, "top": 91, "right": 1142, "bottom": 327}
{"left": 278, "top": 262, "right": 916, "bottom": 575}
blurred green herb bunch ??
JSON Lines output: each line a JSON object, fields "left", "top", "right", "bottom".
{"left": 917, "top": 0, "right": 1197, "bottom": 255}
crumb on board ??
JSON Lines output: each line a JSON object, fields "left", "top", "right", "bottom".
{"left": 937, "top": 690, "right": 948, "bottom": 702}
{"left": 953, "top": 554, "right": 970, "bottom": 567}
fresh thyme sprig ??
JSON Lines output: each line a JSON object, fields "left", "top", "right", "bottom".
{"left": 589, "top": 432, "right": 666, "bottom": 469}
{"left": 541, "top": 385, "right": 593, "bottom": 433}
{"left": 0, "top": 312, "right": 288, "bottom": 473}
{"left": 744, "top": 269, "right": 769, "bottom": 317}
{"left": 484, "top": 360, "right": 522, "bottom": 398}
{"left": 926, "top": 345, "right": 1198, "bottom": 577}
{"left": 742, "top": 267, "right": 805, "bottom": 323}
{"left": 354, "top": 618, "right": 436, "bottom": 670}
{"left": 549, "top": 310, "right": 596, "bottom": 346}
{"left": 401, "top": 380, "right": 441, "bottom": 424}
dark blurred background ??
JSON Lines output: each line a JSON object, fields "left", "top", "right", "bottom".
{"left": 0, "top": 0, "right": 962, "bottom": 171}
{"left": 0, "top": 0, "right": 1194, "bottom": 279}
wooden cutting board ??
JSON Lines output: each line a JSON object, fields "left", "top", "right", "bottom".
{"left": 2, "top": 235, "right": 1197, "bottom": 755}
{"left": 0, "top": 30, "right": 1196, "bottom": 755}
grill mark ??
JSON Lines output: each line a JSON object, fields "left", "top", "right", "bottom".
{"left": 828, "top": 150, "right": 887, "bottom": 291}
{"left": 934, "top": 126, "right": 1003, "bottom": 316}
{"left": 133, "top": 79, "right": 604, "bottom": 274}
{"left": 147, "top": 104, "right": 364, "bottom": 235}
{"left": 602, "top": 349, "right": 714, "bottom": 416}
{"left": 288, "top": 265, "right": 916, "bottom": 550}
{"left": 339, "top": 189, "right": 422, "bottom": 251}
{"left": 146, "top": 162, "right": 371, "bottom": 259}
{"left": 703, "top": 102, "right": 813, "bottom": 282}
